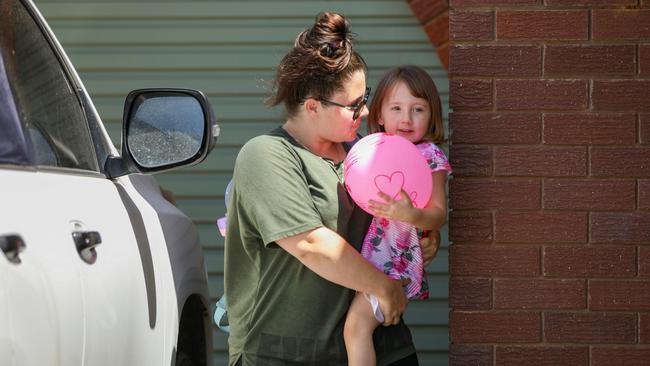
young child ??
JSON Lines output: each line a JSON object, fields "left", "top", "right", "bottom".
{"left": 343, "top": 65, "right": 452, "bottom": 366}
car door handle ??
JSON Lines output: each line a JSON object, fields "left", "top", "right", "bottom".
{"left": 0, "top": 234, "right": 26, "bottom": 264}
{"left": 72, "top": 231, "right": 102, "bottom": 264}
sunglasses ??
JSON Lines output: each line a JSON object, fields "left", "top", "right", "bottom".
{"left": 317, "top": 87, "right": 371, "bottom": 120}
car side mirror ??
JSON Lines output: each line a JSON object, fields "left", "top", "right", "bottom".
{"left": 105, "top": 88, "right": 218, "bottom": 177}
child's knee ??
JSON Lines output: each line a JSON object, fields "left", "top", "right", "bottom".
{"left": 344, "top": 314, "right": 370, "bottom": 341}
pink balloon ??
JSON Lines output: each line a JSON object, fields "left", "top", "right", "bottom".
{"left": 344, "top": 133, "right": 432, "bottom": 215}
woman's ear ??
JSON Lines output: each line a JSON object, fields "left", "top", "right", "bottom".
{"left": 303, "top": 98, "right": 320, "bottom": 118}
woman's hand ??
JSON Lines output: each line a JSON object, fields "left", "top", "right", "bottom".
{"left": 420, "top": 230, "right": 440, "bottom": 267}
{"left": 368, "top": 190, "right": 417, "bottom": 223}
{"left": 376, "top": 278, "right": 410, "bottom": 326}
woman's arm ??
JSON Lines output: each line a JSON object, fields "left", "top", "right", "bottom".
{"left": 420, "top": 229, "right": 441, "bottom": 266}
{"left": 276, "top": 226, "right": 409, "bottom": 326}
{"left": 368, "top": 171, "right": 448, "bottom": 231}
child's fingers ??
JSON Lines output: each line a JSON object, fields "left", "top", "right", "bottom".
{"left": 398, "top": 190, "right": 412, "bottom": 203}
{"left": 376, "top": 191, "right": 393, "bottom": 203}
{"left": 368, "top": 200, "right": 388, "bottom": 211}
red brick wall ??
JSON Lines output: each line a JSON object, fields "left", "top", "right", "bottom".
{"left": 445, "top": 0, "right": 650, "bottom": 365}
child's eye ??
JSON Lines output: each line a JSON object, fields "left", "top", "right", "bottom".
{"left": 414, "top": 107, "right": 425, "bottom": 113}
{"left": 391, "top": 106, "right": 401, "bottom": 111}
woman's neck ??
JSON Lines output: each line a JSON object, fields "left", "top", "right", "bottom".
{"left": 283, "top": 120, "right": 345, "bottom": 162}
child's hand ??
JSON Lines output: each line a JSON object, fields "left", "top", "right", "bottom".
{"left": 368, "top": 190, "right": 417, "bottom": 223}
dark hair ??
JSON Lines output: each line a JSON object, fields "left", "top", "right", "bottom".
{"left": 367, "top": 65, "right": 445, "bottom": 144}
{"left": 267, "top": 12, "right": 367, "bottom": 117}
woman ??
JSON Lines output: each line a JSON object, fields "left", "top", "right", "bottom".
{"left": 224, "top": 12, "right": 435, "bottom": 365}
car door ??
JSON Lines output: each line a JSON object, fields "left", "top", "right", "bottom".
{"left": 0, "top": 171, "right": 86, "bottom": 366}
{"left": 1, "top": 3, "right": 85, "bottom": 365}
{"left": 1, "top": 1, "right": 167, "bottom": 364}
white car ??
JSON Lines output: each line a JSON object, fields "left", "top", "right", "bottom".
{"left": 0, "top": 0, "right": 214, "bottom": 365}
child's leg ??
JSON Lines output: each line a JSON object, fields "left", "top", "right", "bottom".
{"left": 344, "top": 291, "right": 381, "bottom": 366}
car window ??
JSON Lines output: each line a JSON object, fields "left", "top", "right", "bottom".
{"left": 0, "top": 51, "right": 30, "bottom": 166}
{"left": 0, "top": 0, "right": 98, "bottom": 171}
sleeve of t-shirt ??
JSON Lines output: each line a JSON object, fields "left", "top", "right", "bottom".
{"left": 233, "top": 135, "right": 324, "bottom": 247}
{"left": 418, "top": 142, "right": 452, "bottom": 175}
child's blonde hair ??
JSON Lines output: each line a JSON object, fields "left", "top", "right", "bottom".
{"left": 367, "top": 65, "right": 445, "bottom": 144}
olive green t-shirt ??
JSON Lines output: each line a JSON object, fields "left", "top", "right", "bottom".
{"left": 224, "top": 127, "right": 415, "bottom": 366}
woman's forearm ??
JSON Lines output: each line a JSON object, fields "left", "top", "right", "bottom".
{"left": 276, "top": 227, "right": 391, "bottom": 295}
{"left": 276, "top": 226, "right": 409, "bottom": 325}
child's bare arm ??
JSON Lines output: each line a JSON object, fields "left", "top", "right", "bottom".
{"left": 368, "top": 171, "right": 447, "bottom": 231}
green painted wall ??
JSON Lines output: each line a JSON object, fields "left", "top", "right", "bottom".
{"left": 37, "top": 1, "right": 450, "bottom": 364}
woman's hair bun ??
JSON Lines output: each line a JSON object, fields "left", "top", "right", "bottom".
{"left": 267, "top": 11, "right": 366, "bottom": 116}
{"left": 300, "top": 12, "right": 354, "bottom": 72}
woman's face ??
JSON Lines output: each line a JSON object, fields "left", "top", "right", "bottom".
{"left": 378, "top": 81, "right": 431, "bottom": 144}
{"left": 316, "top": 70, "right": 368, "bottom": 142}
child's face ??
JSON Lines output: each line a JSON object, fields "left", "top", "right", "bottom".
{"left": 378, "top": 81, "right": 431, "bottom": 143}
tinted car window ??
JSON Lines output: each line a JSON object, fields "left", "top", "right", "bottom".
{"left": 0, "top": 52, "right": 30, "bottom": 166}
{"left": 0, "top": 0, "right": 98, "bottom": 171}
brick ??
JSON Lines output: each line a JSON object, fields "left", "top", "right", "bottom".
{"left": 544, "top": 179, "right": 636, "bottom": 210}
{"left": 497, "top": 11, "right": 588, "bottom": 41}
{"left": 593, "top": 80, "right": 650, "bottom": 111}
{"left": 495, "top": 146, "right": 587, "bottom": 177}
{"left": 450, "top": 79, "right": 493, "bottom": 110}
{"left": 496, "top": 212, "right": 588, "bottom": 244}
{"left": 641, "top": 114, "right": 650, "bottom": 144}
{"left": 544, "top": 45, "right": 636, "bottom": 76}
{"left": 451, "top": 311, "right": 541, "bottom": 343}
{"left": 424, "top": 14, "right": 449, "bottom": 47}
{"left": 494, "top": 279, "right": 585, "bottom": 310}
{"left": 544, "top": 246, "right": 636, "bottom": 278}
{"left": 496, "top": 80, "right": 588, "bottom": 110}
{"left": 451, "top": 113, "right": 540, "bottom": 144}
{"left": 591, "top": 147, "right": 650, "bottom": 177}
{"left": 593, "top": 347, "right": 650, "bottom": 366}
{"left": 496, "top": 346, "right": 588, "bottom": 366}
{"left": 544, "top": 113, "right": 636, "bottom": 145}
{"left": 641, "top": 46, "right": 650, "bottom": 75}
{"left": 593, "top": 10, "right": 650, "bottom": 40}
{"left": 641, "top": 180, "right": 650, "bottom": 209}
{"left": 449, "top": 245, "right": 539, "bottom": 276}
{"left": 450, "top": 11, "right": 494, "bottom": 41}
{"left": 450, "top": 45, "right": 541, "bottom": 77}
{"left": 590, "top": 280, "right": 650, "bottom": 311}
{"left": 546, "top": 0, "right": 637, "bottom": 4}
{"left": 407, "top": 0, "right": 447, "bottom": 24}
{"left": 449, "top": 211, "right": 493, "bottom": 243}
{"left": 449, "top": 277, "right": 492, "bottom": 309}
{"left": 449, "top": 145, "right": 492, "bottom": 177}
{"left": 450, "top": 179, "right": 540, "bottom": 210}
{"left": 449, "top": 345, "right": 493, "bottom": 366}
{"left": 545, "top": 312, "right": 636, "bottom": 343}
{"left": 642, "top": 247, "right": 650, "bottom": 277}
{"left": 641, "top": 313, "right": 650, "bottom": 343}
{"left": 592, "top": 212, "right": 650, "bottom": 243}
{"left": 451, "top": 0, "right": 539, "bottom": 6}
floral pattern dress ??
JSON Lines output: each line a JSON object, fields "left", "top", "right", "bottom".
{"left": 360, "top": 142, "right": 452, "bottom": 307}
